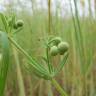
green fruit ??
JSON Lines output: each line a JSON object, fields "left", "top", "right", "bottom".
{"left": 58, "top": 42, "right": 69, "bottom": 55}
{"left": 53, "top": 37, "right": 62, "bottom": 45}
{"left": 50, "top": 46, "right": 58, "bottom": 56}
{"left": 16, "top": 20, "right": 24, "bottom": 27}
{"left": 13, "top": 24, "right": 18, "bottom": 29}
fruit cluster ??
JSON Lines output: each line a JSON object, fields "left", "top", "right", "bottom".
{"left": 49, "top": 37, "right": 69, "bottom": 56}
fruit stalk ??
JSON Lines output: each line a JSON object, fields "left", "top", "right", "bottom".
{"left": 51, "top": 79, "right": 68, "bottom": 96}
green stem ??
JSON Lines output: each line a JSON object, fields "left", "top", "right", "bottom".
{"left": 46, "top": 47, "right": 51, "bottom": 73}
{"left": 51, "top": 79, "right": 68, "bottom": 96}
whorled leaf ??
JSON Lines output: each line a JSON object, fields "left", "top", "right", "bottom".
{"left": 26, "top": 61, "right": 52, "bottom": 80}
{"left": 9, "top": 37, "right": 52, "bottom": 80}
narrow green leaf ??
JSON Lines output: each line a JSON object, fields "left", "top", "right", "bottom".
{"left": 54, "top": 52, "right": 69, "bottom": 76}
{"left": 27, "top": 61, "right": 51, "bottom": 80}
{"left": 0, "top": 13, "right": 8, "bottom": 32}
{"left": 41, "top": 56, "right": 48, "bottom": 63}
{"left": 8, "top": 14, "right": 16, "bottom": 32}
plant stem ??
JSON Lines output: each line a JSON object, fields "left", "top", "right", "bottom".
{"left": 51, "top": 79, "right": 68, "bottom": 96}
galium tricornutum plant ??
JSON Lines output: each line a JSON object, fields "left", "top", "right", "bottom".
{"left": 0, "top": 13, "right": 69, "bottom": 96}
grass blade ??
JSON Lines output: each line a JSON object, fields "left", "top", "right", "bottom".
{"left": 0, "top": 31, "right": 10, "bottom": 96}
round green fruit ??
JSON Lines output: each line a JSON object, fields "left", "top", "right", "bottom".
{"left": 50, "top": 46, "right": 58, "bottom": 56}
{"left": 16, "top": 20, "right": 24, "bottom": 27}
{"left": 53, "top": 37, "right": 62, "bottom": 45}
{"left": 58, "top": 42, "right": 69, "bottom": 55}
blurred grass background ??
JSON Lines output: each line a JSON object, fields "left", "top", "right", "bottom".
{"left": 0, "top": 0, "right": 96, "bottom": 96}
